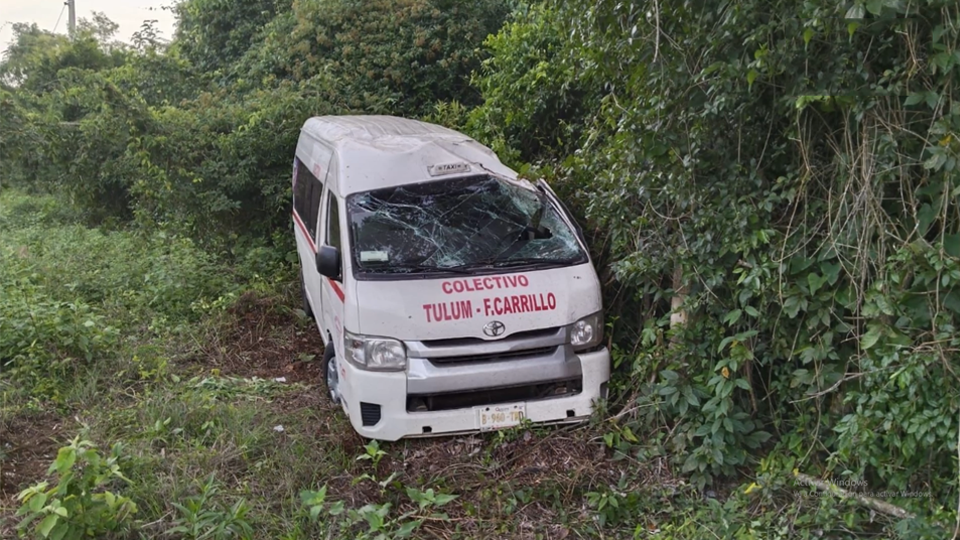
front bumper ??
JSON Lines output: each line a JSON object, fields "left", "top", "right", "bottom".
{"left": 338, "top": 347, "right": 611, "bottom": 441}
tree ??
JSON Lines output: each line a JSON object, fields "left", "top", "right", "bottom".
{"left": 0, "top": 22, "right": 125, "bottom": 93}
{"left": 240, "top": 0, "right": 512, "bottom": 116}
{"left": 172, "top": 0, "right": 282, "bottom": 77}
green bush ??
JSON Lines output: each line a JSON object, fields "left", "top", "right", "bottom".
{"left": 167, "top": 474, "right": 254, "bottom": 540}
{"left": 172, "top": 0, "right": 280, "bottom": 78}
{"left": 465, "top": 3, "right": 598, "bottom": 164}
{"left": 0, "top": 2, "right": 512, "bottom": 242}
{"left": 128, "top": 78, "right": 344, "bottom": 242}
{"left": 0, "top": 278, "right": 117, "bottom": 399}
{"left": 0, "top": 190, "right": 238, "bottom": 398}
{"left": 469, "top": 0, "right": 960, "bottom": 521}
{"left": 240, "top": 0, "right": 511, "bottom": 116}
{"left": 1, "top": 229, "right": 232, "bottom": 326}
{"left": 15, "top": 436, "right": 137, "bottom": 539}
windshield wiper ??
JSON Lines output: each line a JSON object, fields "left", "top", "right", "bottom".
{"left": 489, "top": 256, "right": 581, "bottom": 268}
{"left": 370, "top": 263, "right": 474, "bottom": 275}
{"left": 446, "top": 256, "right": 582, "bottom": 271}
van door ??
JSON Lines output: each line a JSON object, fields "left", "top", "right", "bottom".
{"left": 318, "top": 186, "right": 346, "bottom": 347}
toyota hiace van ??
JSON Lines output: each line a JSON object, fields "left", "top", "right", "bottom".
{"left": 292, "top": 115, "right": 610, "bottom": 440}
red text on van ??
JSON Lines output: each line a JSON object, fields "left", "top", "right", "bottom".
{"left": 483, "top": 293, "right": 556, "bottom": 317}
{"left": 441, "top": 275, "right": 529, "bottom": 294}
{"left": 423, "top": 300, "right": 474, "bottom": 323}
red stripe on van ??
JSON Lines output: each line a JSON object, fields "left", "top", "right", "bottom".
{"left": 293, "top": 211, "right": 345, "bottom": 303}
{"left": 292, "top": 211, "right": 316, "bottom": 253}
{"left": 328, "top": 279, "right": 345, "bottom": 302}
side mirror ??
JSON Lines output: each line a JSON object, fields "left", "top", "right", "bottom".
{"left": 316, "top": 245, "right": 341, "bottom": 280}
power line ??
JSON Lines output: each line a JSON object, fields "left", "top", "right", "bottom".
{"left": 52, "top": 3, "right": 67, "bottom": 34}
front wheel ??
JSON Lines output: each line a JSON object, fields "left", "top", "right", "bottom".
{"left": 322, "top": 345, "right": 341, "bottom": 405}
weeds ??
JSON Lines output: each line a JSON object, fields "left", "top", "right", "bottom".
{"left": 299, "top": 443, "right": 459, "bottom": 539}
{"left": 167, "top": 474, "right": 254, "bottom": 540}
{"left": 15, "top": 436, "right": 137, "bottom": 539}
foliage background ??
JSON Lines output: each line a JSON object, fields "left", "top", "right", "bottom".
{"left": 1, "top": 0, "right": 958, "bottom": 537}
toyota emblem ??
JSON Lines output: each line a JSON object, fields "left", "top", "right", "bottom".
{"left": 482, "top": 320, "right": 506, "bottom": 338}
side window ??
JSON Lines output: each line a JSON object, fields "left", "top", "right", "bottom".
{"left": 296, "top": 160, "right": 323, "bottom": 240}
{"left": 293, "top": 159, "right": 310, "bottom": 219}
{"left": 326, "top": 192, "right": 341, "bottom": 250}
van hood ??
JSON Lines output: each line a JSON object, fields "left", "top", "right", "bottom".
{"left": 354, "top": 264, "right": 602, "bottom": 341}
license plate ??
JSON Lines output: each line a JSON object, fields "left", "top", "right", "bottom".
{"left": 476, "top": 403, "right": 525, "bottom": 431}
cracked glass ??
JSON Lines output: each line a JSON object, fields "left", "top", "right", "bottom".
{"left": 347, "top": 175, "right": 587, "bottom": 276}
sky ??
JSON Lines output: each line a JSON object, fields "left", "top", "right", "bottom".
{"left": 0, "top": 0, "right": 178, "bottom": 54}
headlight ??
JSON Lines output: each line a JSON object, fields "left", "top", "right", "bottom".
{"left": 343, "top": 330, "right": 407, "bottom": 371}
{"left": 569, "top": 312, "right": 603, "bottom": 351}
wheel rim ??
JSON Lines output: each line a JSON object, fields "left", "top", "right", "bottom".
{"left": 326, "top": 354, "right": 340, "bottom": 403}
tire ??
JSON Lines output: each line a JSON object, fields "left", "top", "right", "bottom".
{"left": 322, "top": 345, "right": 341, "bottom": 405}
{"left": 300, "top": 272, "right": 314, "bottom": 319}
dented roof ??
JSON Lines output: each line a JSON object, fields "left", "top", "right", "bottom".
{"left": 298, "top": 115, "right": 518, "bottom": 196}
{"left": 302, "top": 115, "right": 465, "bottom": 143}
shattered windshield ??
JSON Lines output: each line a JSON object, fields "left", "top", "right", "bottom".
{"left": 347, "top": 175, "right": 587, "bottom": 276}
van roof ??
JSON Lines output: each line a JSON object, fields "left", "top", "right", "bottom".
{"left": 299, "top": 115, "right": 517, "bottom": 195}
{"left": 302, "top": 115, "right": 465, "bottom": 143}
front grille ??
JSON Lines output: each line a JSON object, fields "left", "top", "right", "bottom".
{"left": 407, "top": 377, "right": 582, "bottom": 412}
{"left": 360, "top": 402, "right": 381, "bottom": 426}
{"left": 419, "top": 326, "right": 561, "bottom": 348}
{"left": 429, "top": 345, "right": 557, "bottom": 365}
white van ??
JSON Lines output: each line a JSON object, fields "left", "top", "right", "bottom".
{"left": 292, "top": 115, "right": 610, "bottom": 440}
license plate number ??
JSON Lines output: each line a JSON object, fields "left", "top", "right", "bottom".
{"left": 476, "top": 403, "right": 525, "bottom": 430}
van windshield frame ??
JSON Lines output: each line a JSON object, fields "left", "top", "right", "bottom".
{"left": 345, "top": 175, "right": 588, "bottom": 280}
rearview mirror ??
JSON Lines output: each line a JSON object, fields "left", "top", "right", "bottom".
{"left": 316, "top": 245, "right": 341, "bottom": 280}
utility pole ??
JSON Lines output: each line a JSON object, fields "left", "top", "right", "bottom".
{"left": 66, "top": 0, "right": 76, "bottom": 37}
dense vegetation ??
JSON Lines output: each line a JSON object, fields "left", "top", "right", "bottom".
{"left": 1, "top": 0, "right": 958, "bottom": 538}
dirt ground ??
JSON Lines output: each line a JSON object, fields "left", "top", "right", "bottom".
{"left": 199, "top": 291, "right": 327, "bottom": 385}
{"left": 1, "top": 293, "right": 324, "bottom": 517}
{"left": 0, "top": 413, "right": 67, "bottom": 503}
{"left": 0, "top": 293, "right": 666, "bottom": 537}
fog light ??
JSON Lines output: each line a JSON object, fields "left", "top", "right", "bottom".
{"left": 409, "top": 397, "right": 428, "bottom": 412}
